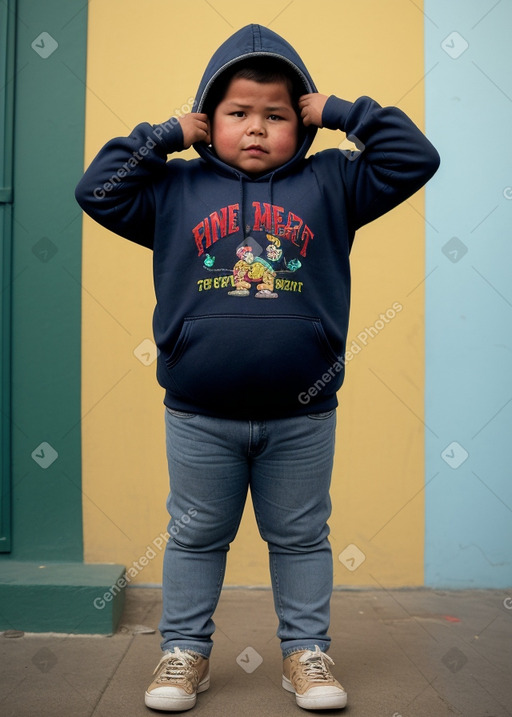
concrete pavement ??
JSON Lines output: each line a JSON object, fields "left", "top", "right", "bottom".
{"left": 1, "top": 587, "right": 511, "bottom": 716}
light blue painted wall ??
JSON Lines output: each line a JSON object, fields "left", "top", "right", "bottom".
{"left": 425, "top": 0, "right": 512, "bottom": 587}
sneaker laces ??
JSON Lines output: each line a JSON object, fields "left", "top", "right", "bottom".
{"left": 154, "top": 648, "right": 198, "bottom": 682}
{"left": 299, "top": 645, "right": 336, "bottom": 683}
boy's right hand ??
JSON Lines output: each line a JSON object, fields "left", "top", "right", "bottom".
{"left": 178, "top": 113, "right": 211, "bottom": 148}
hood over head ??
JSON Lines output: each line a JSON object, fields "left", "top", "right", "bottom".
{"left": 193, "top": 24, "right": 318, "bottom": 176}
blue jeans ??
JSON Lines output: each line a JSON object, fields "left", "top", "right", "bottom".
{"left": 159, "top": 407, "right": 336, "bottom": 659}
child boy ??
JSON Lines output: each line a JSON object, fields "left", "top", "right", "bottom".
{"left": 76, "top": 24, "right": 439, "bottom": 712}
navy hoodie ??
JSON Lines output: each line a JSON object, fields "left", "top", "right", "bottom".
{"left": 75, "top": 24, "right": 440, "bottom": 419}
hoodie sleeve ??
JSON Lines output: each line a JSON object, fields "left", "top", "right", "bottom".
{"left": 75, "top": 120, "right": 185, "bottom": 248}
{"left": 321, "top": 95, "right": 440, "bottom": 230}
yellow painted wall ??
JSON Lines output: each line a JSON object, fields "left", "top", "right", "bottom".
{"left": 81, "top": 0, "right": 427, "bottom": 587}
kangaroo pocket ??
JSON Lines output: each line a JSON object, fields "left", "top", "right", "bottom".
{"left": 160, "top": 314, "right": 344, "bottom": 415}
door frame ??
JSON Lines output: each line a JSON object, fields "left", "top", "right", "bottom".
{"left": 0, "top": 0, "right": 16, "bottom": 552}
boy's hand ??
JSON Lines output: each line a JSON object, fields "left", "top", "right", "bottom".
{"left": 299, "top": 93, "right": 329, "bottom": 127}
{"left": 178, "top": 113, "right": 211, "bottom": 148}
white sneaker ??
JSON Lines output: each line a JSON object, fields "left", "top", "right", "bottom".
{"left": 282, "top": 645, "right": 347, "bottom": 710}
{"left": 144, "top": 648, "right": 210, "bottom": 711}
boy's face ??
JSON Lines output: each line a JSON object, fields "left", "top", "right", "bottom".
{"left": 212, "top": 77, "right": 299, "bottom": 176}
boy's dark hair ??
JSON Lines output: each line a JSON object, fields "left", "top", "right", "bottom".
{"left": 203, "top": 56, "right": 305, "bottom": 120}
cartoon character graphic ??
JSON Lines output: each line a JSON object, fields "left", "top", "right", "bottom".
{"left": 201, "top": 233, "right": 302, "bottom": 298}
{"left": 264, "top": 233, "right": 302, "bottom": 272}
{"left": 228, "top": 244, "right": 278, "bottom": 299}
{"left": 265, "top": 234, "right": 283, "bottom": 259}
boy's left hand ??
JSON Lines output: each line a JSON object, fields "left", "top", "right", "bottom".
{"left": 299, "top": 93, "right": 329, "bottom": 127}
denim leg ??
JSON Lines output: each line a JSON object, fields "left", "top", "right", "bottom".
{"left": 159, "top": 408, "right": 250, "bottom": 657}
{"left": 250, "top": 411, "right": 336, "bottom": 658}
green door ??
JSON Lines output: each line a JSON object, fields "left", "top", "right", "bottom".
{"left": 0, "top": 0, "right": 15, "bottom": 552}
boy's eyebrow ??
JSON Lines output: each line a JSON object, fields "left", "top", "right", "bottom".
{"left": 223, "top": 100, "right": 293, "bottom": 112}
